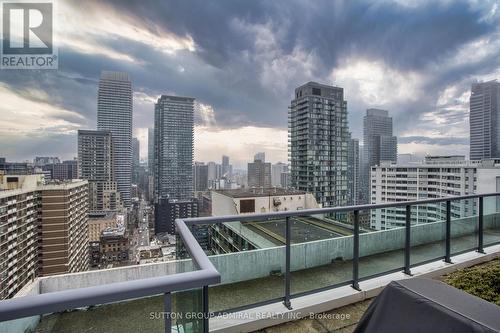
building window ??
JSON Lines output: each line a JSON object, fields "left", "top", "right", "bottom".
{"left": 240, "top": 199, "right": 255, "bottom": 213}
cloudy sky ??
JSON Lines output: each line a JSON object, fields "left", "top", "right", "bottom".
{"left": 1, "top": 0, "right": 499, "bottom": 168}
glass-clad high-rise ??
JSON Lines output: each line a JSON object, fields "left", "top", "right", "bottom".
{"left": 97, "top": 71, "right": 133, "bottom": 207}
{"left": 154, "top": 95, "right": 194, "bottom": 200}
{"left": 289, "top": 81, "right": 349, "bottom": 209}
{"left": 362, "top": 108, "right": 397, "bottom": 203}
{"left": 470, "top": 80, "right": 500, "bottom": 160}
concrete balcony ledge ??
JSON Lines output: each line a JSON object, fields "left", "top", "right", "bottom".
{"left": 209, "top": 243, "right": 500, "bottom": 333}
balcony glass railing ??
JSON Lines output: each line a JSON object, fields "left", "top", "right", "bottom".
{"left": 1, "top": 193, "right": 500, "bottom": 333}
{"left": 482, "top": 195, "right": 500, "bottom": 247}
{"left": 359, "top": 208, "right": 405, "bottom": 280}
{"left": 409, "top": 202, "right": 446, "bottom": 267}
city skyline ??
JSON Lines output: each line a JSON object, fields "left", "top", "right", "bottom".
{"left": 1, "top": 0, "right": 499, "bottom": 167}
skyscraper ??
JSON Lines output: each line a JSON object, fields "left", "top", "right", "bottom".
{"left": 78, "top": 130, "right": 122, "bottom": 212}
{"left": 39, "top": 181, "right": 89, "bottom": 276}
{"left": 148, "top": 128, "right": 154, "bottom": 170}
{"left": 154, "top": 95, "right": 196, "bottom": 234}
{"left": 221, "top": 155, "right": 231, "bottom": 179}
{"left": 470, "top": 80, "right": 500, "bottom": 160}
{"left": 362, "top": 108, "right": 397, "bottom": 203}
{"left": 132, "top": 137, "right": 140, "bottom": 184}
{"left": 207, "top": 162, "right": 218, "bottom": 181}
{"left": 289, "top": 82, "right": 349, "bottom": 208}
{"left": 193, "top": 162, "right": 209, "bottom": 191}
{"left": 271, "top": 162, "right": 288, "bottom": 187}
{"left": 97, "top": 71, "right": 133, "bottom": 208}
{"left": 254, "top": 152, "right": 265, "bottom": 162}
{"left": 248, "top": 159, "right": 271, "bottom": 188}
{"left": 154, "top": 95, "right": 194, "bottom": 200}
{"left": 347, "top": 137, "right": 360, "bottom": 205}
{"left": 132, "top": 137, "right": 140, "bottom": 167}
{"left": 132, "top": 137, "right": 140, "bottom": 185}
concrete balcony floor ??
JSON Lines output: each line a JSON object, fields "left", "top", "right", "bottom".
{"left": 252, "top": 299, "right": 372, "bottom": 333}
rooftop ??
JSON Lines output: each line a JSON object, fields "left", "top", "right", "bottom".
{"left": 101, "top": 226, "right": 126, "bottom": 238}
{"left": 88, "top": 211, "right": 117, "bottom": 220}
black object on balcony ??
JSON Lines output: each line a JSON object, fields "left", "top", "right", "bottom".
{"left": 354, "top": 278, "right": 500, "bottom": 333}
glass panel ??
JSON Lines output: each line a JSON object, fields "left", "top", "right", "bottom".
{"left": 410, "top": 202, "right": 446, "bottom": 266}
{"left": 450, "top": 198, "right": 478, "bottom": 255}
{"left": 290, "top": 213, "right": 353, "bottom": 295}
{"left": 483, "top": 195, "right": 500, "bottom": 247}
{"left": 175, "top": 229, "right": 202, "bottom": 274}
{"left": 206, "top": 218, "right": 284, "bottom": 313}
{"left": 0, "top": 315, "right": 40, "bottom": 333}
{"left": 0, "top": 289, "right": 205, "bottom": 333}
{"left": 172, "top": 288, "right": 203, "bottom": 333}
{"left": 36, "top": 294, "right": 165, "bottom": 332}
{"left": 359, "top": 208, "right": 405, "bottom": 279}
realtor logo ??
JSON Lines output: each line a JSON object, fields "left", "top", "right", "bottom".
{"left": 1, "top": 1, "right": 57, "bottom": 69}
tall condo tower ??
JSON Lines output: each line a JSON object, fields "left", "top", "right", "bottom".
{"left": 154, "top": 95, "right": 194, "bottom": 200}
{"left": 289, "top": 81, "right": 350, "bottom": 209}
{"left": 77, "top": 130, "right": 122, "bottom": 212}
{"left": 97, "top": 71, "right": 133, "bottom": 208}
{"left": 470, "top": 80, "right": 500, "bottom": 160}
{"left": 362, "top": 108, "right": 397, "bottom": 203}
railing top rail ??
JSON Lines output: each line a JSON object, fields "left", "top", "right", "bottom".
{"left": 0, "top": 220, "right": 221, "bottom": 322}
{"left": 175, "top": 218, "right": 218, "bottom": 273}
{"left": 0, "top": 269, "right": 219, "bottom": 322}
{"left": 183, "top": 192, "right": 500, "bottom": 225}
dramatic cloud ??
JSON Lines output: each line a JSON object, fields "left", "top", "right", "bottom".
{"left": 0, "top": 0, "right": 499, "bottom": 163}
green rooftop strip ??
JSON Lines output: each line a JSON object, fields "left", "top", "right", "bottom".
{"left": 443, "top": 257, "right": 500, "bottom": 305}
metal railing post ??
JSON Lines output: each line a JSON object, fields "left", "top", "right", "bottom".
{"left": 164, "top": 292, "right": 172, "bottom": 333}
{"left": 352, "top": 210, "right": 360, "bottom": 291}
{"left": 283, "top": 216, "right": 292, "bottom": 309}
{"left": 445, "top": 200, "right": 452, "bottom": 263}
{"left": 203, "top": 285, "right": 209, "bottom": 333}
{"left": 404, "top": 205, "right": 412, "bottom": 275}
{"left": 478, "top": 197, "right": 485, "bottom": 254}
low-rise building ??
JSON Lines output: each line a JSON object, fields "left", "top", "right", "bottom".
{"left": 100, "top": 226, "right": 129, "bottom": 264}
{"left": 154, "top": 198, "right": 198, "bottom": 235}
{"left": 88, "top": 212, "right": 117, "bottom": 243}
{"left": 209, "top": 188, "right": 354, "bottom": 255}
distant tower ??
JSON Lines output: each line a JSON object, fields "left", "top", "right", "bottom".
{"left": 271, "top": 162, "right": 288, "bottom": 187}
{"left": 148, "top": 128, "right": 154, "bottom": 170}
{"left": 132, "top": 137, "right": 140, "bottom": 167}
{"left": 193, "top": 162, "right": 209, "bottom": 191}
{"left": 248, "top": 159, "right": 271, "bottom": 188}
{"left": 221, "top": 155, "right": 231, "bottom": 179}
{"left": 254, "top": 152, "right": 265, "bottom": 162}
{"left": 97, "top": 71, "right": 133, "bottom": 207}
{"left": 289, "top": 82, "right": 350, "bottom": 209}
{"left": 154, "top": 95, "right": 194, "bottom": 200}
{"left": 362, "top": 108, "right": 397, "bottom": 203}
{"left": 153, "top": 95, "right": 196, "bottom": 234}
{"left": 470, "top": 80, "right": 500, "bottom": 160}
{"left": 347, "top": 137, "right": 360, "bottom": 205}
{"left": 77, "top": 130, "right": 122, "bottom": 212}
